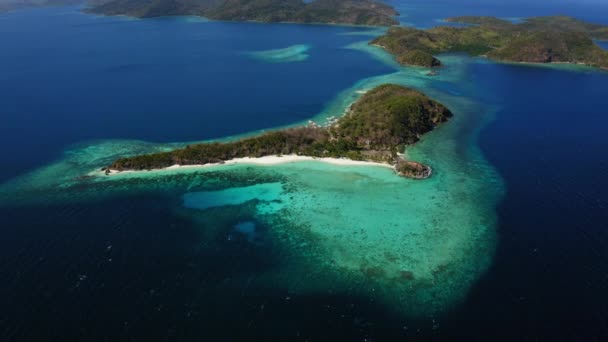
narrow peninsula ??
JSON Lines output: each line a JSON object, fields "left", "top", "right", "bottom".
{"left": 104, "top": 84, "right": 452, "bottom": 179}
{"left": 87, "top": 0, "right": 399, "bottom": 26}
{"left": 372, "top": 16, "right": 608, "bottom": 69}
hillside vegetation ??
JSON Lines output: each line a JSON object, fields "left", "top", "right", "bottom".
{"left": 372, "top": 16, "right": 608, "bottom": 68}
{"left": 87, "top": 0, "right": 399, "bottom": 26}
{"left": 106, "top": 84, "right": 452, "bottom": 179}
{"left": 0, "top": 0, "right": 84, "bottom": 12}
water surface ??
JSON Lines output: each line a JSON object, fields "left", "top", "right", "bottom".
{"left": 2, "top": 2, "right": 608, "bottom": 340}
{"left": 0, "top": 6, "right": 391, "bottom": 182}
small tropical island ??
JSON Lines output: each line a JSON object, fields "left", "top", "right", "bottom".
{"left": 104, "top": 84, "right": 452, "bottom": 179}
{"left": 86, "top": 0, "right": 399, "bottom": 26}
{"left": 372, "top": 15, "right": 608, "bottom": 68}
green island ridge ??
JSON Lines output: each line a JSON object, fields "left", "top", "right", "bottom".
{"left": 105, "top": 84, "right": 452, "bottom": 179}
{"left": 86, "top": 0, "right": 399, "bottom": 26}
{"left": 0, "top": 0, "right": 83, "bottom": 12}
{"left": 372, "top": 15, "right": 608, "bottom": 68}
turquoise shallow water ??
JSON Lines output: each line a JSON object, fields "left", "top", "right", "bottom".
{"left": 248, "top": 44, "right": 311, "bottom": 63}
{"left": 0, "top": 39, "right": 503, "bottom": 316}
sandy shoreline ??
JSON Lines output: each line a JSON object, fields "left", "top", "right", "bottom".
{"left": 99, "top": 154, "right": 395, "bottom": 176}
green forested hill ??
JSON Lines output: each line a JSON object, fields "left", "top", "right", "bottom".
{"left": 372, "top": 16, "right": 608, "bottom": 68}
{"left": 87, "top": 0, "right": 398, "bottom": 26}
{"left": 107, "top": 84, "right": 451, "bottom": 179}
{"left": 0, "top": 0, "right": 84, "bottom": 12}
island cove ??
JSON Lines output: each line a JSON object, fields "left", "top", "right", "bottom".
{"left": 104, "top": 85, "right": 451, "bottom": 179}
{"left": 84, "top": 0, "right": 608, "bottom": 71}
{"left": 31, "top": 2, "right": 608, "bottom": 70}
{"left": 372, "top": 15, "right": 608, "bottom": 69}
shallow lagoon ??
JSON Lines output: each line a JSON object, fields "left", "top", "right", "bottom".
{"left": 0, "top": 39, "right": 503, "bottom": 318}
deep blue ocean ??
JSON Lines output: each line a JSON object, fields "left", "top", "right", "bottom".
{"left": 0, "top": 7, "right": 391, "bottom": 183}
{"left": 459, "top": 62, "right": 608, "bottom": 338}
{"left": 2, "top": 1, "right": 608, "bottom": 340}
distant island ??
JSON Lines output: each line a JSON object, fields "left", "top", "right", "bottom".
{"left": 372, "top": 16, "right": 608, "bottom": 68}
{"left": 0, "top": 0, "right": 83, "bottom": 12}
{"left": 105, "top": 84, "right": 452, "bottom": 179}
{"left": 86, "top": 0, "right": 399, "bottom": 26}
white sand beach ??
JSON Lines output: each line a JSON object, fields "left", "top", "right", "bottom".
{"left": 101, "top": 154, "right": 394, "bottom": 176}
